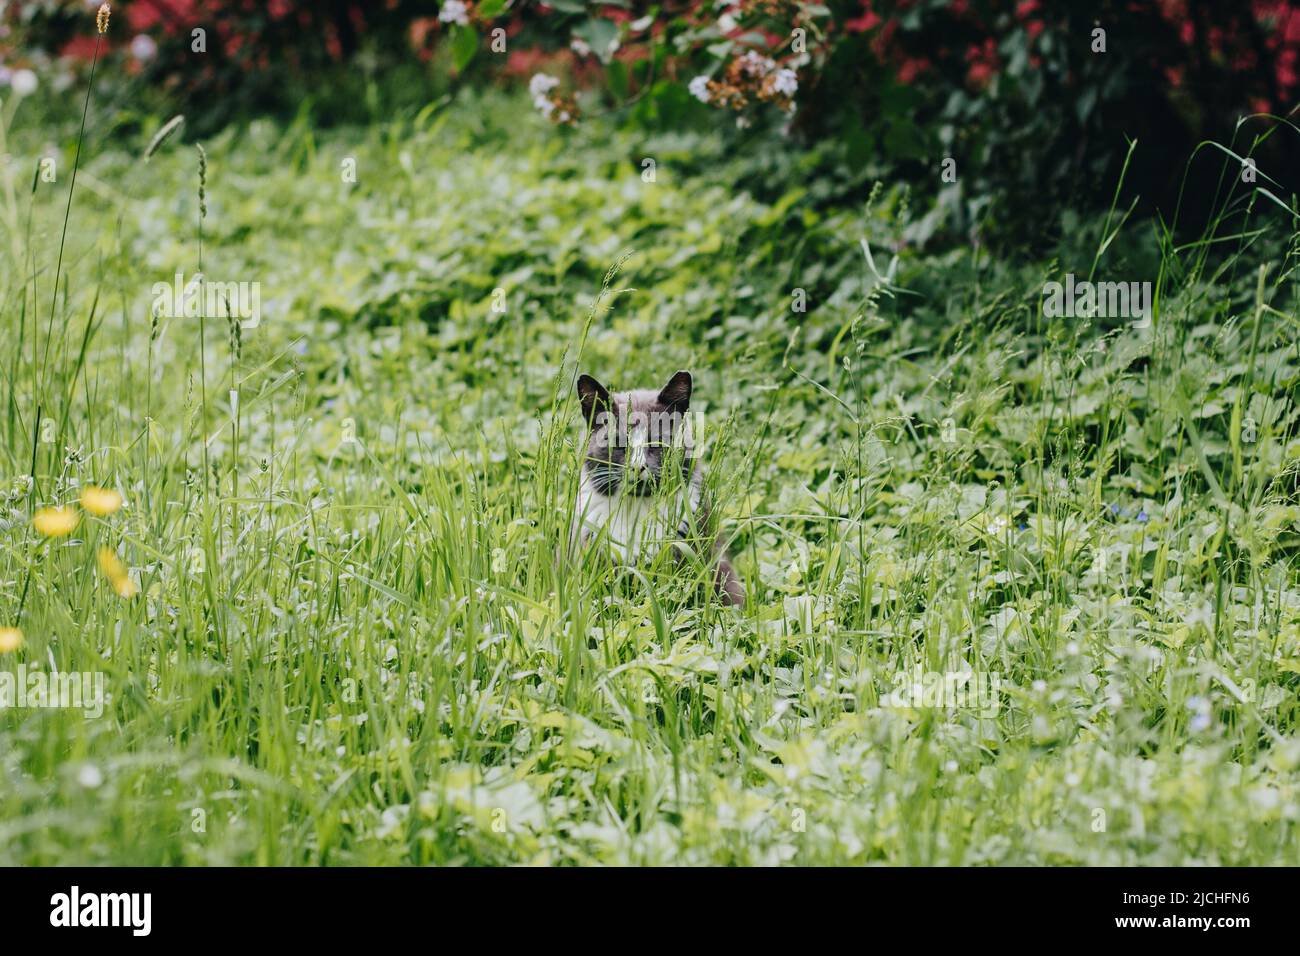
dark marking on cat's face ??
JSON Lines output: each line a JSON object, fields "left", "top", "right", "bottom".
{"left": 578, "top": 371, "right": 695, "bottom": 498}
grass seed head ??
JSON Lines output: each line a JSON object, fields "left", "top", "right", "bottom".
{"left": 196, "top": 144, "right": 207, "bottom": 215}
{"left": 144, "top": 114, "right": 185, "bottom": 162}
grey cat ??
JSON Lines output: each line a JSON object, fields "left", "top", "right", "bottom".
{"left": 571, "top": 370, "right": 745, "bottom": 607}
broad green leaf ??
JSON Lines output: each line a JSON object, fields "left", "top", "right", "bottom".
{"left": 450, "top": 24, "right": 478, "bottom": 72}
{"left": 575, "top": 17, "right": 620, "bottom": 64}
{"left": 607, "top": 59, "right": 629, "bottom": 101}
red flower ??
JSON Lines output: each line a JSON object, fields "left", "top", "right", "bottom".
{"left": 845, "top": 1, "right": 880, "bottom": 34}
{"left": 967, "top": 61, "right": 994, "bottom": 86}
{"left": 409, "top": 16, "right": 437, "bottom": 49}
{"left": 61, "top": 36, "right": 101, "bottom": 60}
{"left": 897, "top": 56, "right": 929, "bottom": 84}
{"left": 966, "top": 38, "right": 999, "bottom": 88}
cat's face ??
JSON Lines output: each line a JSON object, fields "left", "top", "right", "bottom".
{"left": 577, "top": 371, "right": 694, "bottom": 497}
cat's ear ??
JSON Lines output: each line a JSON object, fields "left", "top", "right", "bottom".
{"left": 658, "top": 370, "right": 692, "bottom": 413}
{"left": 577, "top": 374, "right": 612, "bottom": 425}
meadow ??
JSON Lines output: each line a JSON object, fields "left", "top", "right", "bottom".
{"left": 1, "top": 89, "right": 1298, "bottom": 865}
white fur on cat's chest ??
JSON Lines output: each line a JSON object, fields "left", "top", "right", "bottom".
{"left": 575, "top": 480, "right": 699, "bottom": 563}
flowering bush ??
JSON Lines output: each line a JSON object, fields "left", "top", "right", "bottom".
{"left": 494, "top": 0, "right": 1300, "bottom": 234}
{"left": 5, "top": 1, "right": 1298, "bottom": 233}
{"left": 2, "top": 1, "right": 425, "bottom": 131}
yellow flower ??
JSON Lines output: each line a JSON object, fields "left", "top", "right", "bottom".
{"left": 33, "top": 506, "right": 79, "bottom": 537}
{"left": 0, "top": 627, "right": 22, "bottom": 654}
{"left": 97, "top": 546, "right": 139, "bottom": 598}
{"left": 81, "top": 486, "right": 123, "bottom": 516}
{"left": 96, "top": 3, "right": 110, "bottom": 35}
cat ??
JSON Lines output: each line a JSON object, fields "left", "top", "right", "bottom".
{"left": 571, "top": 370, "right": 745, "bottom": 607}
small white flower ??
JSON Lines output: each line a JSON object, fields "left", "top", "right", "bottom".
{"left": 533, "top": 94, "right": 555, "bottom": 117}
{"left": 1187, "top": 696, "right": 1211, "bottom": 732}
{"left": 570, "top": 37, "right": 591, "bottom": 57}
{"left": 438, "top": 0, "right": 470, "bottom": 26}
{"left": 1250, "top": 787, "right": 1281, "bottom": 811}
{"left": 688, "top": 75, "right": 712, "bottom": 103}
{"left": 737, "top": 50, "right": 775, "bottom": 77}
{"left": 771, "top": 67, "right": 798, "bottom": 96}
{"left": 130, "top": 34, "right": 157, "bottom": 61}
{"left": 529, "top": 72, "right": 559, "bottom": 98}
{"left": 77, "top": 763, "right": 104, "bottom": 789}
{"left": 377, "top": 805, "right": 409, "bottom": 839}
{"left": 8, "top": 475, "right": 32, "bottom": 500}
{"left": 0, "top": 66, "right": 12, "bottom": 86}
{"left": 718, "top": 12, "right": 738, "bottom": 32}
{"left": 11, "top": 68, "right": 37, "bottom": 97}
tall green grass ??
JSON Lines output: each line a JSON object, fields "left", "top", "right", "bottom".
{"left": 0, "top": 88, "right": 1296, "bottom": 864}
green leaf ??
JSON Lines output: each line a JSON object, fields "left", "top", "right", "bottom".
{"left": 450, "top": 24, "right": 478, "bottom": 72}
{"left": 477, "top": 0, "right": 507, "bottom": 17}
{"left": 607, "top": 59, "right": 629, "bottom": 101}
{"left": 575, "top": 17, "right": 620, "bottom": 63}
{"left": 756, "top": 187, "right": 808, "bottom": 228}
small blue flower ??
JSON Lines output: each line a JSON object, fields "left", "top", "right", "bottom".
{"left": 1109, "top": 502, "right": 1120, "bottom": 516}
{"left": 1137, "top": 510, "right": 1148, "bottom": 523}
